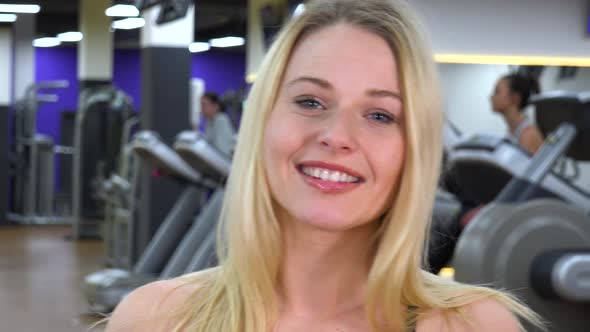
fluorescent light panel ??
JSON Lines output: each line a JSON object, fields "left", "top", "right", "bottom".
{"left": 0, "top": 13, "right": 17, "bottom": 22}
{"left": 434, "top": 54, "right": 590, "bottom": 67}
{"left": 57, "top": 31, "right": 83, "bottom": 42}
{"left": 189, "top": 42, "right": 210, "bottom": 53}
{"left": 33, "top": 37, "right": 61, "bottom": 48}
{"left": 0, "top": 4, "right": 40, "bottom": 13}
{"left": 209, "top": 36, "right": 245, "bottom": 48}
{"left": 111, "top": 17, "right": 145, "bottom": 30}
{"left": 105, "top": 4, "right": 139, "bottom": 17}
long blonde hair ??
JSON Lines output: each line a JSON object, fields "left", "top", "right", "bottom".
{"left": 173, "top": 0, "right": 544, "bottom": 331}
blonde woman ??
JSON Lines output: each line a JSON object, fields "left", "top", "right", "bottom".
{"left": 105, "top": 0, "right": 544, "bottom": 331}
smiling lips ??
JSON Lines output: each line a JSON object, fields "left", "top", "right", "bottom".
{"left": 297, "top": 161, "right": 364, "bottom": 193}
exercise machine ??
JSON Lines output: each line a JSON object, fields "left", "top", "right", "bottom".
{"left": 84, "top": 131, "right": 230, "bottom": 312}
{"left": 8, "top": 80, "right": 72, "bottom": 224}
{"left": 71, "top": 86, "right": 134, "bottom": 238}
{"left": 451, "top": 91, "right": 590, "bottom": 331}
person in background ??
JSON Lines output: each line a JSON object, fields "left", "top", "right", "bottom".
{"left": 491, "top": 73, "right": 544, "bottom": 155}
{"left": 201, "top": 92, "right": 236, "bottom": 157}
{"left": 429, "top": 74, "right": 547, "bottom": 273}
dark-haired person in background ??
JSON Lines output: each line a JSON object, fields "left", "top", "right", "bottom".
{"left": 490, "top": 73, "right": 544, "bottom": 155}
{"left": 200, "top": 92, "right": 236, "bottom": 157}
{"left": 429, "top": 74, "right": 546, "bottom": 273}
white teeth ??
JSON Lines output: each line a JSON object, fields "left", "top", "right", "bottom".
{"left": 300, "top": 166, "right": 360, "bottom": 183}
{"left": 338, "top": 172, "right": 348, "bottom": 182}
{"left": 329, "top": 171, "right": 340, "bottom": 182}
{"left": 313, "top": 168, "right": 321, "bottom": 178}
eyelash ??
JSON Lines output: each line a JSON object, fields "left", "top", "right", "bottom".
{"left": 294, "top": 97, "right": 398, "bottom": 125}
{"left": 294, "top": 97, "right": 324, "bottom": 110}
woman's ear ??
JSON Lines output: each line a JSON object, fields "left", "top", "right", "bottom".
{"left": 509, "top": 92, "right": 522, "bottom": 109}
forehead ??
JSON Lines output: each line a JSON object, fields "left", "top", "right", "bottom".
{"left": 283, "top": 23, "right": 399, "bottom": 90}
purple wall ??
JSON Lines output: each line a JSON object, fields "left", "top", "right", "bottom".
{"left": 34, "top": 47, "right": 246, "bottom": 143}
{"left": 191, "top": 50, "right": 246, "bottom": 94}
{"left": 113, "top": 48, "right": 142, "bottom": 110}
{"left": 34, "top": 46, "right": 79, "bottom": 144}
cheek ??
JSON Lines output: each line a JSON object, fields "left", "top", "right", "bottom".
{"left": 263, "top": 112, "right": 301, "bottom": 185}
{"left": 374, "top": 136, "right": 405, "bottom": 196}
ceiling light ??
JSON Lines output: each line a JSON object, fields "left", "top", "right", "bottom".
{"left": 189, "top": 42, "right": 210, "bottom": 53}
{"left": 57, "top": 31, "right": 83, "bottom": 42}
{"left": 0, "top": 4, "right": 40, "bottom": 13}
{"left": 293, "top": 3, "right": 305, "bottom": 17}
{"left": 0, "top": 13, "right": 17, "bottom": 22}
{"left": 105, "top": 4, "right": 139, "bottom": 17}
{"left": 111, "top": 17, "right": 145, "bottom": 30}
{"left": 33, "top": 37, "right": 61, "bottom": 48}
{"left": 209, "top": 36, "right": 245, "bottom": 48}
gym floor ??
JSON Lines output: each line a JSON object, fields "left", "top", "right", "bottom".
{"left": 0, "top": 225, "right": 106, "bottom": 332}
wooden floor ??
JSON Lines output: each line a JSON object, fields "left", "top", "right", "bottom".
{"left": 0, "top": 224, "right": 106, "bottom": 332}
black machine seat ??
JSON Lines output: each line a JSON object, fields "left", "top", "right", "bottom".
{"left": 531, "top": 91, "right": 590, "bottom": 161}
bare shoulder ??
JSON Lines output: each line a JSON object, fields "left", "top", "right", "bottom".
{"left": 105, "top": 269, "right": 214, "bottom": 332}
{"left": 416, "top": 299, "right": 520, "bottom": 332}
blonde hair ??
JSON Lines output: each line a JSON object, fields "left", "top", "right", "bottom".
{"left": 171, "top": 0, "right": 544, "bottom": 331}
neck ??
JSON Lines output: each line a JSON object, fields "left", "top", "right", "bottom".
{"left": 502, "top": 108, "right": 526, "bottom": 134}
{"left": 277, "top": 216, "right": 378, "bottom": 320}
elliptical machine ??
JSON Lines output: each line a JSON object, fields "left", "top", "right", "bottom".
{"left": 451, "top": 91, "right": 590, "bottom": 332}
{"left": 8, "top": 80, "right": 72, "bottom": 224}
{"left": 71, "top": 86, "right": 134, "bottom": 239}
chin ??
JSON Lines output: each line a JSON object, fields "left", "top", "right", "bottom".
{"left": 295, "top": 210, "right": 367, "bottom": 232}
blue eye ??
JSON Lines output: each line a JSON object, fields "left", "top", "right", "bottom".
{"left": 367, "top": 112, "right": 396, "bottom": 124}
{"left": 295, "top": 98, "right": 323, "bottom": 110}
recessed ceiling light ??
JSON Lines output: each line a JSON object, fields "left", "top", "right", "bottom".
{"left": 189, "top": 42, "right": 210, "bottom": 53}
{"left": 111, "top": 17, "right": 145, "bottom": 30}
{"left": 209, "top": 37, "right": 245, "bottom": 48}
{"left": 0, "top": 4, "right": 40, "bottom": 14}
{"left": 33, "top": 37, "right": 61, "bottom": 48}
{"left": 57, "top": 31, "right": 83, "bottom": 42}
{"left": 0, "top": 13, "right": 17, "bottom": 22}
{"left": 105, "top": 4, "right": 139, "bottom": 17}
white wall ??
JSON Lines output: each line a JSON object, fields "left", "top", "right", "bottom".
{"left": 0, "top": 28, "right": 12, "bottom": 105}
{"left": 438, "top": 63, "right": 510, "bottom": 136}
{"left": 413, "top": 0, "right": 590, "bottom": 57}
{"left": 440, "top": 63, "right": 590, "bottom": 190}
{"left": 540, "top": 67, "right": 590, "bottom": 92}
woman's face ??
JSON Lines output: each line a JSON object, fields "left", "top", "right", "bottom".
{"left": 263, "top": 23, "right": 405, "bottom": 231}
{"left": 491, "top": 78, "right": 514, "bottom": 113}
{"left": 201, "top": 96, "right": 218, "bottom": 118}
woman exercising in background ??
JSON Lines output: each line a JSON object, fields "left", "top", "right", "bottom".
{"left": 491, "top": 73, "right": 544, "bottom": 154}
{"left": 200, "top": 92, "right": 236, "bottom": 157}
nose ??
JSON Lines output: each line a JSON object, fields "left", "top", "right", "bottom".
{"left": 317, "top": 110, "right": 358, "bottom": 153}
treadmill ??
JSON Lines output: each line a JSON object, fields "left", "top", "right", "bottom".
{"left": 83, "top": 131, "right": 227, "bottom": 312}
{"left": 451, "top": 91, "right": 590, "bottom": 332}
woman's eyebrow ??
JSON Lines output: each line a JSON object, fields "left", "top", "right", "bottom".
{"left": 287, "top": 76, "right": 402, "bottom": 101}
{"left": 287, "top": 76, "right": 332, "bottom": 89}
{"left": 366, "top": 89, "right": 402, "bottom": 101}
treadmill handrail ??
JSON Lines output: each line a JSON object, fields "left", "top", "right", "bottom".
{"left": 131, "top": 131, "right": 220, "bottom": 189}
{"left": 524, "top": 123, "right": 576, "bottom": 185}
